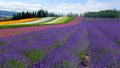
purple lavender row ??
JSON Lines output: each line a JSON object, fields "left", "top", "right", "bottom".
{"left": 0, "top": 24, "right": 79, "bottom": 68}
{"left": 86, "top": 20, "right": 120, "bottom": 68}
{"left": 87, "top": 18, "right": 120, "bottom": 48}
{"left": 90, "top": 18, "right": 120, "bottom": 43}
{"left": 32, "top": 21, "right": 90, "bottom": 68}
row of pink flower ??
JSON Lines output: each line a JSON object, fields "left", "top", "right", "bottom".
{"left": 0, "top": 17, "right": 82, "bottom": 38}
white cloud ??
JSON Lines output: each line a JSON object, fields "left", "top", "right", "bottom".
{"left": 45, "top": 0, "right": 109, "bottom": 14}
{"left": 0, "top": 2, "right": 43, "bottom": 12}
{"left": 0, "top": 1, "right": 111, "bottom": 14}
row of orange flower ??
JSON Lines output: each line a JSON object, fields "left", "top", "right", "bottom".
{"left": 0, "top": 18, "right": 39, "bottom": 25}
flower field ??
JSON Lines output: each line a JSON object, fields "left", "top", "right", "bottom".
{"left": 0, "top": 17, "right": 74, "bottom": 29}
{"left": 0, "top": 17, "right": 120, "bottom": 68}
{"left": 0, "top": 17, "right": 79, "bottom": 38}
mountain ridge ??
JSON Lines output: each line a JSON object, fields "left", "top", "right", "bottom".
{"left": 0, "top": 10, "right": 16, "bottom": 17}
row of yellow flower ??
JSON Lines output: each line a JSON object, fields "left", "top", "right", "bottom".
{"left": 0, "top": 18, "right": 39, "bottom": 25}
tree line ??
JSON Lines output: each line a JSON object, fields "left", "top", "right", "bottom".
{"left": 83, "top": 9, "right": 120, "bottom": 18}
{"left": 13, "top": 9, "right": 120, "bottom": 20}
{"left": 12, "top": 10, "right": 60, "bottom": 20}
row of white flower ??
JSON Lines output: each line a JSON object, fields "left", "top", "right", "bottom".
{"left": 42, "top": 17, "right": 69, "bottom": 24}
{"left": 16, "top": 17, "right": 55, "bottom": 25}
{"left": 43, "top": 17, "right": 63, "bottom": 24}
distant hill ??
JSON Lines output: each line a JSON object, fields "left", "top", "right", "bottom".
{"left": 0, "top": 10, "right": 16, "bottom": 17}
{"left": 83, "top": 9, "right": 120, "bottom": 18}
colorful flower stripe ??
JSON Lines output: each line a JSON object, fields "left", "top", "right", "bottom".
{"left": 0, "top": 17, "right": 81, "bottom": 38}
{"left": 43, "top": 17, "right": 70, "bottom": 24}
{"left": 7, "top": 17, "right": 55, "bottom": 25}
{"left": 0, "top": 18, "right": 39, "bottom": 25}
{"left": 51, "top": 17, "right": 69, "bottom": 24}
{"left": 0, "top": 17, "right": 64, "bottom": 29}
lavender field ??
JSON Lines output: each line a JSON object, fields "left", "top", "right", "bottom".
{"left": 0, "top": 18, "right": 120, "bottom": 68}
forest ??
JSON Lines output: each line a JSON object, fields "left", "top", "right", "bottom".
{"left": 83, "top": 9, "right": 120, "bottom": 18}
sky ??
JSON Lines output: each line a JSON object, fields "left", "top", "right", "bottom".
{"left": 0, "top": 0, "right": 120, "bottom": 14}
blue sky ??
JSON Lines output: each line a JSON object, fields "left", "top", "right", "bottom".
{"left": 0, "top": 0, "right": 87, "bottom": 4}
{"left": 0, "top": 0, "right": 116, "bottom": 4}
{"left": 0, "top": 0, "right": 119, "bottom": 14}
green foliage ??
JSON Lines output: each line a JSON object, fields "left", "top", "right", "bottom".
{"left": 0, "top": 41, "right": 7, "bottom": 46}
{"left": 83, "top": 9, "right": 120, "bottom": 18}
{"left": 78, "top": 51, "right": 86, "bottom": 60}
{"left": 24, "top": 50, "right": 43, "bottom": 68}
{"left": 116, "top": 40, "right": 120, "bottom": 45}
{"left": 8, "top": 59, "right": 24, "bottom": 68}
{"left": 55, "top": 41, "right": 62, "bottom": 48}
{"left": 24, "top": 50, "right": 43, "bottom": 62}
